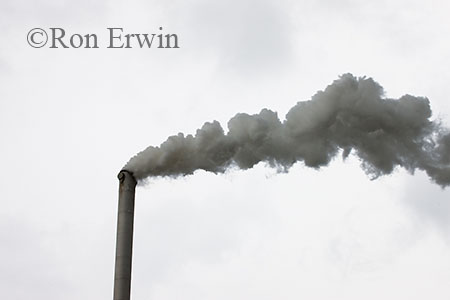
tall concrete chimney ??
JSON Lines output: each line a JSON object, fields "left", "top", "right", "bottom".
{"left": 113, "top": 170, "right": 137, "bottom": 300}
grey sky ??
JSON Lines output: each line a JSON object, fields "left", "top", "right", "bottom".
{"left": 1, "top": 0, "right": 450, "bottom": 299}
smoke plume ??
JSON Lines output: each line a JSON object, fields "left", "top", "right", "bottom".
{"left": 124, "top": 74, "right": 450, "bottom": 187}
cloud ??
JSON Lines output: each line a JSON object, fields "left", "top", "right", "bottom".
{"left": 175, "top": 0, "right": 293, "bottom": 76}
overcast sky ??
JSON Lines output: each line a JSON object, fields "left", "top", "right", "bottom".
{"left": 1, "top": 0, "right": 450, "bottom": 299}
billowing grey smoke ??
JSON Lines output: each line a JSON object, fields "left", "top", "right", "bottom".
{"left": 124, "top": 74, "right": 450, "bottom": 187}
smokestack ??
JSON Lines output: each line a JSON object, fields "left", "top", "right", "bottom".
{"left": 113, "top": 170, "right": 137, "bottom": 300}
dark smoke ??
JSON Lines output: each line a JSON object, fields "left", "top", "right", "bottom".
{"left": 124, "top": 74, "right": 450, "bottom": 187}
